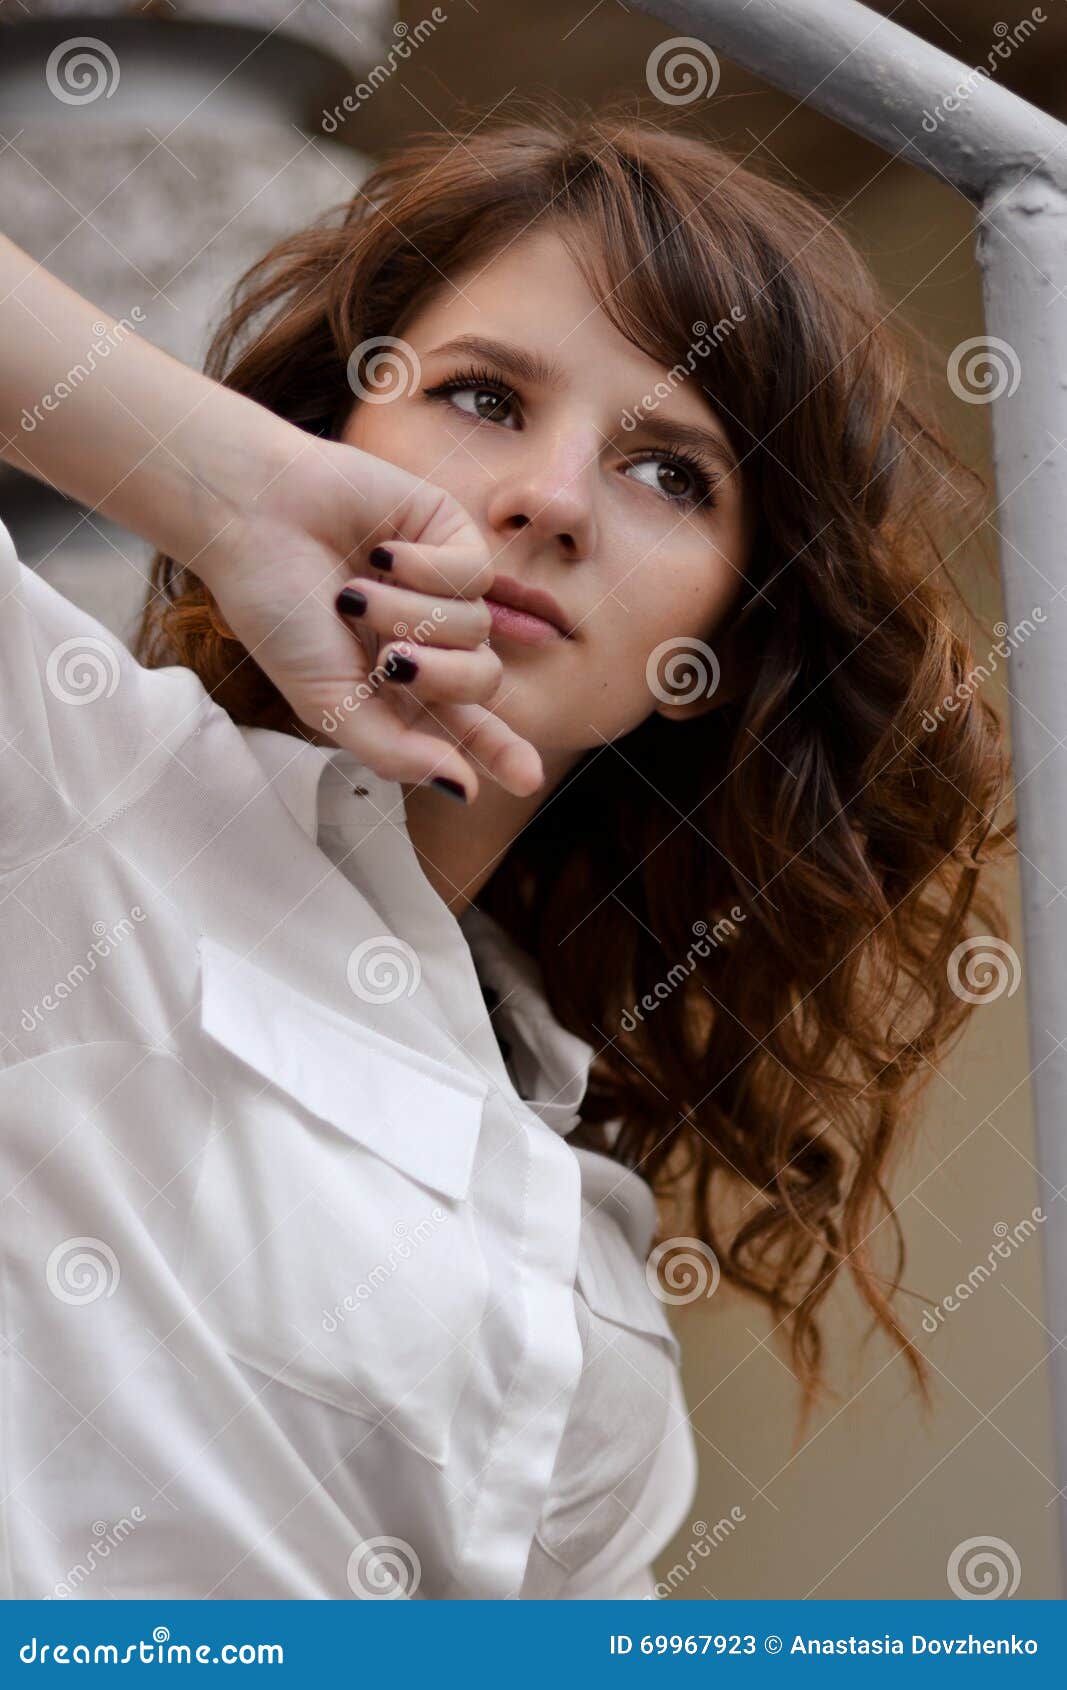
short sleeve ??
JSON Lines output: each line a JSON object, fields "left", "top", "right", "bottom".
{"left": 0, "top": 514, "right": 213, "bottom": 872}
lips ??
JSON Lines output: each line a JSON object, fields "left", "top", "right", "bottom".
{"left": 484, "top": 573, "right": 572, "bottom": 638}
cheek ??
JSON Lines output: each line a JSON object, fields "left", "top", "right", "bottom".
{"left": 615, "top": 547, "right": 740, "bottom": 646}
{"left": 341, "top": 403, "right": 481, "bottom": 505}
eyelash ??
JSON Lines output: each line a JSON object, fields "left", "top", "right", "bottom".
{"left": 422, "top": 362, "right": 720, "bottom": 511}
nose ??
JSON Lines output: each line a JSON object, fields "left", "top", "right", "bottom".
{"left": 484, "top": 422, "right": 598, "bottom": 560}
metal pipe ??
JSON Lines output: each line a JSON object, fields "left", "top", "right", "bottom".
{"left": 976, "top": 175, "right": 1067, "bottom": 1583}
{"left": 634, "top": 0, "right": 1067, "bottom": 1593}
{"left": 633, "top": 0, "right": 1067, "bottom": 199}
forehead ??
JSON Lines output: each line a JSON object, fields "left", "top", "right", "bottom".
{"left": 410, "top": 227, "right": 732, "bottom": 430}
{"left": 413, "top": 226, "right": 606, "bottom": 342}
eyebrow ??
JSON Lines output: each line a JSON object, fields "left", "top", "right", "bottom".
{"left": 426, "top": 335, "right": 568, "bottom": 392}
{"left": 426, "top": 333, "right": 739, "bottom": 478}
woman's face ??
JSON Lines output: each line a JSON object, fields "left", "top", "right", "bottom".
{"left": 340, "top": 226, "right": 752, "bottom": 760}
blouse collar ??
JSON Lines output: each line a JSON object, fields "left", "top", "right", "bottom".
{"left": 236, "top": 726, "right": 598, "bottom": 1138}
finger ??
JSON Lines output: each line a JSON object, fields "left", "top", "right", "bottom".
{"left": 363, "top": 537, "right": 495, "bottom": 601}
{"left": 373, "top": 638, "right": 503, "bottom": 705}
{"left": 312, "top": 683, "right": 481, "bottom": 800}
{"left": 432, "top": 698, "right": 545, "bottom": 799}
{"left": 335, "top": 578, "right": 492, "bottom": 650}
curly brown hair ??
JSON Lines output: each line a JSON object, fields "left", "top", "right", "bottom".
{"left": 134, "top": 99, "right": 1014, "bottom": 1420}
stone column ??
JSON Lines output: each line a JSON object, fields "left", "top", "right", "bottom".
{"left": 1, "top": 0, "right": 392, "bottom": 637}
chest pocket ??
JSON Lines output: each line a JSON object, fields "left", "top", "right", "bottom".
{"left": 179, "top": 936, "right": 491, "bottom": 1468}
{"left": 531, "top": 1200, "right": 683, "bottom": 1580}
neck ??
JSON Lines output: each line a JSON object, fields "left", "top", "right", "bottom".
{"left": 401, "top": 746, "right": 582, "bottom": 915}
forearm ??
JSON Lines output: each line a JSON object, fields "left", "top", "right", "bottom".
{"left": 0, "top": 234, "right": 293, "bottom": 569}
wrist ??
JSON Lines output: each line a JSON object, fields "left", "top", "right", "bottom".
{"left": 172, "top": 394, "right": 312, "bottom": 588}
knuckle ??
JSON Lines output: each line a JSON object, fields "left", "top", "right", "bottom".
{"left": 464, "top": 558, "right": 496, "bottom": 598}
{"left": 473, "top": 654, "right": 503, "bottom": 698}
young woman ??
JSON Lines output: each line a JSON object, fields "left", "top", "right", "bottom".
{"left": 0, "top": 105, "right": 1010, "bottom": 1600}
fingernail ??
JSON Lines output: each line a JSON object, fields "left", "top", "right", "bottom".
{"left": 431, "top": 777, "right": 468, "bottom": 804}
{"left": 383, "top": 651, "right": 418, "bottom": 683}
{"left": 369, "top": 546, "right": 394, "bottom": 571}
{"left": 336, "top": 586, "right": 368, "bottom": 617}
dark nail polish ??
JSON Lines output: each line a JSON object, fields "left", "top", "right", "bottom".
{"left": 369, "top": 546, "right": 394, "bottom": 571}
{"left": 336, "top": 586, "right": 368, "bottom": 617}
{"left": 383, "top": 652, "right": 418, "bottom": 683}
{"left": 431, "top": 777, "right": 468, "bottom": 804}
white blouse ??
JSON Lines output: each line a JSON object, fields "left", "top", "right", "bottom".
{"left": 0, "top": 514, "right": 697, "bottom": 1600}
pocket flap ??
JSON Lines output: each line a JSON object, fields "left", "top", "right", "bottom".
{"left": 575, "top": 1207, "right": 682, "bottom": 1366}
{"left": 197, "top": 936, "right": 487, "bottom": 1201}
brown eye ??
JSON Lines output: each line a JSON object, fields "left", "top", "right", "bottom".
{"left": 656, "top": 460, "right": 692, "bottom": 499}
{"left": 442, "top": 383, "right": 518, "bottom": 427}
{"left": 624, "top": 452, "right": 712, "bottom": 508}
{"left": 472, "top": 388, "right": 512, "bottom": 422}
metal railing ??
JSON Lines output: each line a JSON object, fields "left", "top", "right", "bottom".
{"left": 634, "top": 0, "right": 1067, "bottom": 1591}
